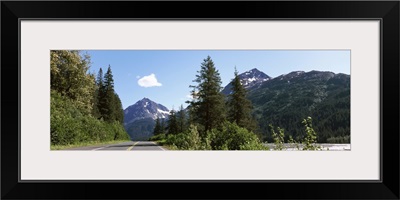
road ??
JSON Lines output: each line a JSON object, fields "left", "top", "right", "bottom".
{"left": 65, "top": 141, "right": 166, "bottom": 151}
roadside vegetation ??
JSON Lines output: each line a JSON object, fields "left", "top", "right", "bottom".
{"left": 50, "top": 139, "right": 131, "bottom": 150}
{"left": 50, "top": 50, "right": 129, "bottom": 149}
{"left": 149, "top": 56, "right": 324, "bottom": 151}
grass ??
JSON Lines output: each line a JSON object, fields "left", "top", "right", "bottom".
{"left": 51, "top": 139, "right": 131, "bottom": 150}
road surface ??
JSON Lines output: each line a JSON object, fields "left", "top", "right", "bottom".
{"left": 65, "top": 141, "right": 166, "bottom": 151}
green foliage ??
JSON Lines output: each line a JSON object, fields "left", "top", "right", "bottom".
{"left": 160, "top": 118, "right": 166, "bottom": 135}
{"left": 270, "top": 124, "right": 285, "bottom": 150}
{"left": 177, "top": 105, "right": 187, "bottom": 133}
{"left": 95, "top": 66, "right": 124, "bottom": 123}
{"left": 288, "top": 135, "right": 301, "bottom": 150}
{"left": 326, "top": 135, "right": 350, "bottom": 143}
{"left": 162, "top": 122, "right": 267, "bottom": 150}
{"left": 112, "top": 93, "right": 124, "bottom": 124}
{"left": 187, "top": 56, "right": 226, "bottom": 133}
{"left": 125, "top": 118, "right": 155, "bottom": 140}
{"left": 166, "top": 109, "right": 179, "bottom": 135}
{"left": 50, "top": 50, "right": 95, "bottom": 115}
{"left": 207, "top": 121, "right": 268, "bottom": 150}
{"left": 51, "top": 90, "right": 129, "bottom": 146}
{"left": 227, "top": 67, "right": 258, "bottom": 132}
{"left": 149, "top": 133, "right": 167, "bottom": 142}
{"left": 50, "top": 50, "right": 128, "bottom": 147}
{"left": 165, "top": 125, "right": 205, "bottom": 150}
{"left": 302, "top": 117, "right": 321, "bottom": 150}
{"left": 153, "top": 117, "right": 162, "bottom": 135}
{"left": 247, "top": 71, "right": 350, "bottom": 143}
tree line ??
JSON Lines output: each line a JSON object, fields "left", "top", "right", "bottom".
{"left": 150, "top": 56, "right": 329, "bottom": 150}
{"left": 50, "top": 50, "right": 128, "bottom": 147}
{"left": 151, "top": 56, "right": 266, "bottom": 150}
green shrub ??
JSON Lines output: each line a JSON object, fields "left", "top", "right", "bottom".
{"left": 270, "top": 124, "right": 285, "bottom": 150}
{"left": 149, "top": 133, "right": 167, "bottom": 142}
{"left": 208, "top": 121, "right": 268, "bottom": 150}
{"left": 302, "top": 117, "right": 321, "bottom": 150}
{"left": 164, "top": 125, "right": 212, "bottom": 150}
{"left": 162, "top": 122, "right": 268, "bottom": 150}
{"left": 51, "top": 90, "right": 129, "bottom": 146}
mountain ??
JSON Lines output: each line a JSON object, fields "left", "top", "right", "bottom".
{"left": 221, "top": 68, "right": 271, "bottom": 95}
{"left": 124, "top": 97, "right": 169, "bottom": 125}
{"left": 124, "top": 98, "right": 169, "bottom": 140}
{"left": 247, "top": 70, "right": 350, "bottom": 143}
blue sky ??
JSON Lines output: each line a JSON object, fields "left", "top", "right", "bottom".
{"left": 84, "top": 50, "right": 350, "bottom": 110}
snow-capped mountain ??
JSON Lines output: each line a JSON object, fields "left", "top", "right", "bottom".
{"left": 221, "top": 68, "right": 271, "bottom": 95}
{"left": 123, "top": 97, "right": 169, "bottom": 125}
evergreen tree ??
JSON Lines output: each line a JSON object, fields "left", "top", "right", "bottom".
{"left": 188, "top": 56, "right": 226, "bottom": 134}
{"left": 96, "top": 68, "right": 108, "bottom": 120}
{"left": 102, "top": 65, "right": 116, "bottom": 122}
{"left": 112, "top": 93, "right": 124, "bottom": 124}
{"left": 153, "top": 117, "right": 162, "bottom": 135}
{"left": 160, "top": 118, "right": 166, "bottom": 134}
{"left": 95, "top": 65, "right": 123, "bottom": 123}
{"left": 177, "top": 104, "right": 186, "bottom": 133}
{"left": 166, "top": 109, "right": 179, "bottom": 135}
{"left": 93, "top": 68, "right": 105, "bottom": 119}
{"left": 227, "top": 67, "right": 258, "bottom": 132}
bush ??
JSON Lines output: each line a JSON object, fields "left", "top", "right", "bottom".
{"left": 51, "top": 90, "right": 129, "bottom": 146}
{"left": 208, "top": 121, "right": 268, "bottom": 150}
{"left": 302, "top": 117, "right": 321, "bottom": 150}
{"left": 161, "top": 122, "right": 268, "bottom": 150}
{"left": 270, "top": 124, "right": 285, "bottom": 150}
{"left": 164, "top": 125, "right": 205, "bottom": 150}
{"left": 149, "top": 134, "right": 167, "bottom": 142}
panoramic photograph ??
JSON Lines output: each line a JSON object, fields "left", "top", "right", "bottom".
{"left": 50, "top": 50, "right": 350, "bottom": 151}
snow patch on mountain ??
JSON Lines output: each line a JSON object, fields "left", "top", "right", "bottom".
{"left": 221, "top": 68, "right": 271, "bottom": 95}
{"left": 123, "top": 97, "right": 170, "bottom": 125}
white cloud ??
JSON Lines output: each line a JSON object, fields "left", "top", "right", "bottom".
{"left": 137, "top": 73, "right": 162, "bottom": 87}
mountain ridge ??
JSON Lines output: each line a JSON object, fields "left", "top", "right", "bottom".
{"left": 123, "top": 97, "right": 170, "bottom": 140}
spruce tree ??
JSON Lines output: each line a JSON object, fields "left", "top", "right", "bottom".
{"left": 153, "top": 117, "right": 162, "bottom": 135}
{"left": 227, "top": 67, "right": 257, "bottom": 132}
{"left": 112, "top": 93, "right": 124, "bottom": 124}
{"left": 160, "top": 118, "right": 166, "bottom": 135}
{"left": 188, "top": 56, "right": 226, "bottom": 134}
{"left": 166, "top": 109, "right": 179, "bottom": 135}
{"left": 103, "top": 65, "right": 116, "bottom": 122}
{"left": 177, "top": 104, "right": 186, "bottom": 133}
{"left": 96, "top": 68, "right": 108, "bottom": 120}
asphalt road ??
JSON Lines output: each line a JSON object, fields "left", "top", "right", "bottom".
{"left": 65, "top": 141, "right": 166, "bottom": 151}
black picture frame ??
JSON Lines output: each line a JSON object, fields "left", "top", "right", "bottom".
{"left": 1, "top": 1, "right": 399, "bottom": 199}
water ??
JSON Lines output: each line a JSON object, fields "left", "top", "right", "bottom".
{"left": 264, "top": 143, "right": 351, "bottom": 151}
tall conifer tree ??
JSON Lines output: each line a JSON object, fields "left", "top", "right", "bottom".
{"left": 177, "top": 104, "right": 186, "bottom": 133}
{"left": 227, "top": 67, "right": 257, "bottom": 132}
{"left": 188, "top": 56, "right": 226, "bottom": 134}
{"left": 153, "top": 117, "right": 162, "bottom": 135}
{"left": 166, "top": 109, "right": 179, "bottom": 135}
